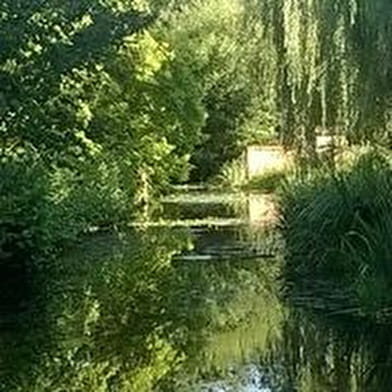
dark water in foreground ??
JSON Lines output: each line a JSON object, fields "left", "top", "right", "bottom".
{"left": 1, "top": 189, "right": 392, "bottom": 391}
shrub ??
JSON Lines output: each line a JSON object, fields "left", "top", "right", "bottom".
{"left": 245, "top": 168, "right": 290, "bottom": 193}
{"left": 0, "top": 152, "right": 136, "bottom": 269}
{"left": 0, "top": 158, "right": 54, "bottom": 265}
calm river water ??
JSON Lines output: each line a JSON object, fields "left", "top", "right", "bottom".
{"left": 1, "top": 188, "right": 391, "bottom": 391}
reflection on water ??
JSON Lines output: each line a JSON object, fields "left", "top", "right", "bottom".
{"left": 2, "top": 190, "right": 392, "bottom": 391}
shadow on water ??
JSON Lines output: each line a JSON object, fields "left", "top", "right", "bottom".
{"left": 2, "top": 189, "right": 392, "bottom": 391}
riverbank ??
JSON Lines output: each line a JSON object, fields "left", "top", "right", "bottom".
{"left": 278, "top": 149, "right": 392, "bottom": 323}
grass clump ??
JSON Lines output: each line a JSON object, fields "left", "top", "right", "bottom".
{"left": 215, "top": 158, "right": 248, "bottom": 189}
{"left": 244, "top": 168, "right": 289, "bottom": 193}
{"left": 279, "top": 149, "right": 392, "bottom": 322}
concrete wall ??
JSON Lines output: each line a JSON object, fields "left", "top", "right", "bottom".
{"left": 245, "top": 145, "right": 289, "bottom": 178}
{"left": 246, "top": 137, "right": 346, "bottom": 178}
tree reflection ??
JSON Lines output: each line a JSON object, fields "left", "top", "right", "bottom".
{"left": 3, "top": 223, "right": 392, "bottom": 392}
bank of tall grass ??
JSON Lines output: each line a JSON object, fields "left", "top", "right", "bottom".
{"left": 279, "top": 150, "right": 392, "bottom": 322}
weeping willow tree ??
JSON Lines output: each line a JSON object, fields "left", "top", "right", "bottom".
{"left": 252, "top": 0, "right": 392, "bottom": 153}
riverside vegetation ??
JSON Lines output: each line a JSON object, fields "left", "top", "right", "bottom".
{"left": 2, "top": 0, "right": 392, "bottom": 264}
{"left": 3, "top": 1, "right": 392, "bottom": 390}
{"left": 279, "top": 149, "right": 392, "bottom": 322}
{"left": 5, "top": 0, "right": 392, "bottom": 265}
{"left": 1, "top": 0, "right": 280, "bottom": 268}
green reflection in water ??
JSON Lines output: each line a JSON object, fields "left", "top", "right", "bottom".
{"left": 278, "top": 306, "right": 392, "bottom": 392}
{"left": 2, "top": 191, "right": 392, "bottom": 392}
{"left": 0, "top": 223, "right": 284, "bottom": 392}
{"left": 1, "top": 229, "right": 190, "bottom": 391}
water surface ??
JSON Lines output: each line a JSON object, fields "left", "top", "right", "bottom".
{"left": 1, "top": 189, "right": 392, "bottom": 391}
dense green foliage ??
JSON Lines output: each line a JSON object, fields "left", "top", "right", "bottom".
{"left": 280, "top": 150, "right": 392, "bottom": 321}
{"left": 4, "top": 1, "right": 392, "bottom": 389}
{"left": 4, "top": 0, "right": 392, "bottom": 261}
{"left": 167, "top": 0, "right": 278, "bottom": 180}
{"left": 1, "top": 0, "right": 279, "bottom": 262}
{"left": 0, "top": 0, "right": 167, "bottom": 261}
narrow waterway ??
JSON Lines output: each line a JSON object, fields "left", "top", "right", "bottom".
{"left": 1, "top": 188, "right": 392, "bottom": 391}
